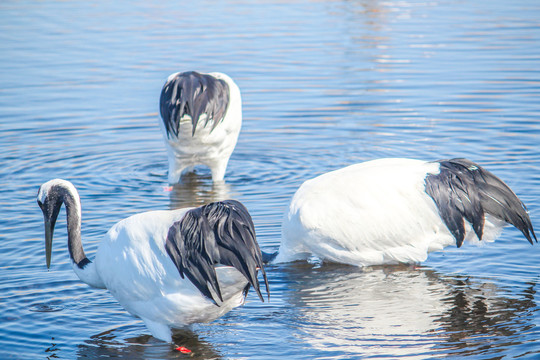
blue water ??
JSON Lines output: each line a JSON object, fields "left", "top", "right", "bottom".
{"left": 1, "top": 0, "right": 540, "bottom": 358}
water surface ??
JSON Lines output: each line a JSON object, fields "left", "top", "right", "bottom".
{"left": 1, "top": 0, "right": 540, "bottom": 358}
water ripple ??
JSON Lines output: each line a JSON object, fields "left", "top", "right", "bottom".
{"left": 28, "top": 302, "right": 64, "bottom": 313}
{"left": 2, "top": 0, "right": 540, "bottom": 359}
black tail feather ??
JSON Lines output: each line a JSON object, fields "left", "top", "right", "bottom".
{"left": 165, "top": 200, "right": 270, "bottom": 305}
{"left": 425, "top": 158, "right": 536, "bottom": 247}
{"left": 202, "top": 200, "right": 270, "bottom": 302}
{"left": 159, "top": 71, "right": 229, "bottom": 138}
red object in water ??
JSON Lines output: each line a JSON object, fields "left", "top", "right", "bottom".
{"left": 175, "top": 346, "right": 192, "bottom": 353}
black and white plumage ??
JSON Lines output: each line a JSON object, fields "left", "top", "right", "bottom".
{"left": 159, "top": 71, "right": 242, "bottom": 183}
{"left": 276, "top": 158, "right": 536, "bottom": 266}
{"left": 37, "top": 179, "right": 268, "bottom": 343}
{"left": 424, "top": 158, "right": 535, "bottom": 247}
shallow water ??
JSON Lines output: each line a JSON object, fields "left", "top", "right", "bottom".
{"left": 1, "top": 0, "right": 540, "bottom": 358}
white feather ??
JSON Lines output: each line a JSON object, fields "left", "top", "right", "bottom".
{"left": 95, "top": 209, "right": 247, "bottom": 333}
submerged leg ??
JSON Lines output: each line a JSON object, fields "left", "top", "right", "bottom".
{"left": 209, "top": 159, "right": 229, "bottom": 182}
{"left": 167, "top": 159, "right": 186, "bottom": 184}
{"left": 141, "top": 317, "right": 172, "bottom": 343}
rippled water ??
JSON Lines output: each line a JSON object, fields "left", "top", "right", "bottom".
{"left": 1, "top": 0, "right": 540, "bottom": 358}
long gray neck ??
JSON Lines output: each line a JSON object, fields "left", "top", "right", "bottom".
{"left": 61, "top": 188, "right": 89, "bottom": 268}
{"left": 55, "top": 183, "right": 104, "bottom": 288}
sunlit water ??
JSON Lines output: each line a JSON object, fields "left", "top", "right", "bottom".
{"left": 1, "top": 0, "right": 540, "bottom": 359}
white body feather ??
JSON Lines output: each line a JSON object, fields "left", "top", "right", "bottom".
{"left": 277, "top": 158, "right": 506, "bottom": 266}
{"left": 87, "top": 209, "right": 248, "bottom": 341}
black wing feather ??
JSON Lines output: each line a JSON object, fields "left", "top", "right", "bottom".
{"left": 165, "top": 207, "right": 223, "bottom": 304}
{"left": 159, "top": 71, "right": 230, "bottom": 137}
{"left": 202, "top": 200, "right": 270, "bottom": 302}
{"left": 425, "top": 158, "right": 536, "bottom": 247}
{"left": 165, "top": 200, "right": 269, "bottom": 305}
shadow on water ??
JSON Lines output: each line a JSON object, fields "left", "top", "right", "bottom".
{"left": 273, "top": 262, "right": 538, "bottom": 358}
{"left": 168, "top": 171, "right": 234, "bottom": 210}
{"left": 434, "top": 278, "right": 538, "bottom": 357}
{"left": 76, "top": 327, "right": 221, "bottom": 360}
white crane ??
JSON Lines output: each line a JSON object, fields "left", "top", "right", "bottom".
{"left": 37, "top": 179, "right": 268, "bottom": 344}
{"left": 159, "top": 71, "right": 242, "bottom": 183}
{"left": 276, "top": 158, "right": 536, "bottom": 266}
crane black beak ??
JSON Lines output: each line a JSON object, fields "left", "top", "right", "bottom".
{"left": 38, "top": 198, "right": 61, "bottom": 270}
{"left": 45, "top": 219, "right": 53, "bottom": 269}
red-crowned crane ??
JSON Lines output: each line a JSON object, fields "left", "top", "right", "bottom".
{"left": 275, "top": 158, "right": 536, "bottom": 266}
{"left": 159, "top": 71, "right": 242, "bottom": 183}
{"left": 37, "top": 179, "right": 268, "bottom": 344}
